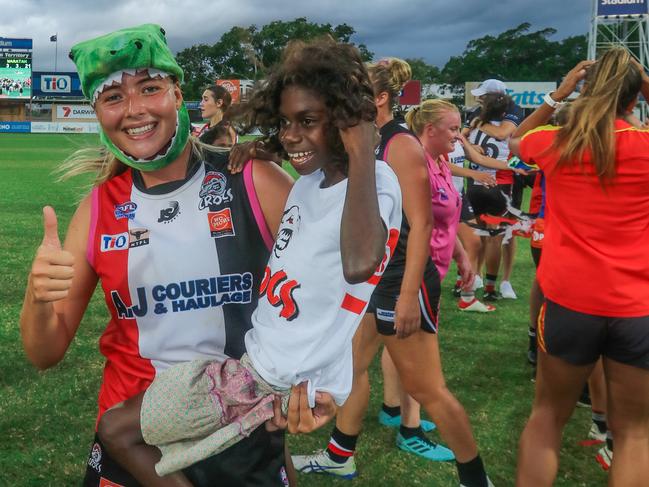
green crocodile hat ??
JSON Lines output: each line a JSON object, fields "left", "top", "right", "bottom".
{"left": 69, "top": 24, "right": 189, "bottom": 172}
{"left": 70, "top": 23, "right": 183, "bottom": 101}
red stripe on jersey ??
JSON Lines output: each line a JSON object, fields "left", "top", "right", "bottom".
{"left": 341, "top": 293, "right": 367, "bottom": 315}
{"left": 93, "top": 170, "right": 155, "bottom": 424}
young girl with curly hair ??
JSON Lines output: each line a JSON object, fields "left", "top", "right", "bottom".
{"left": 95, "top": 36, "right": 403, "bottom": 485}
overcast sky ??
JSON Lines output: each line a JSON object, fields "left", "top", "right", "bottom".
{"left": 1, "top": 0, "right": 592, "bottom": 72}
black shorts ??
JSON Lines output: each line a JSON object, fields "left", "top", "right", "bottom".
{"left": 367, "top": 270, "right": 441, "bottom": 335}
{"left": 512, "top": 173, "right": 536, "bottom": 209}
{"left": 83, "top": 427, "right": 288, "bottom": 487}
{"left": 538, "top": 299, "right": 649, "bottom": 370}
{"left": 460, "top": 193, "right": 475, "bottom": 222}
{"left": 466, "top": 183, "right": 511, "bottom": 217}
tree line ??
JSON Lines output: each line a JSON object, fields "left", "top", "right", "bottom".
{"left": 176, "top": 18, "right": 587, "bottom": 100}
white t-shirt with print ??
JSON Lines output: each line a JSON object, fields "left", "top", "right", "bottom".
{"left": 448, "top": 141, "right": 466, "bottom": 194}
{"left": 245, "top": 160, "right": 402, "bottom": 406}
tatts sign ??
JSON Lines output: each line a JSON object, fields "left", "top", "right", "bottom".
{"left": 216, "top": 79, "right": 241, "bottom": 104}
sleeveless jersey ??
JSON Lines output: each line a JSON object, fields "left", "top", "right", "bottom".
{"left": 88, "top": 152, "right": 273, "bottom": 419}
{"left": 245, "top": 161, "right": 402, "bottom": 407}
{"left": 374, "top": 119, "right": 440, "bottom": 296}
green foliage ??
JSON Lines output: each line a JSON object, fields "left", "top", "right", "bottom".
{"left": 176, "top": 18, "right": 373, "bottom": 99}
{"left": 404, "top": 58, "right": 441, "bottom": 84}
{"left": 441, "top": 23, "right": 587, "bottom": 87}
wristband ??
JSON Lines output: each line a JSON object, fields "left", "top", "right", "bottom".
{"left": 543, "top": 91, "right": 564, "bottom": 109}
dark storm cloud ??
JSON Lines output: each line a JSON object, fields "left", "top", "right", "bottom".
{"left": 0, "top": 0, "right": 591, "bottom": 72}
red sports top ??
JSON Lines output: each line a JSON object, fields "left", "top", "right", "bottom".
{"left": 520, "top": 120, "right": 649, "bottom": 317}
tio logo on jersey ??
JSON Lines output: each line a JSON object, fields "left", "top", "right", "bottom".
{"left": 41, "top": 75, "right": 71, "bottom": 93}
{"left": 100, "top": 232, "right": 129, "bottom": 252}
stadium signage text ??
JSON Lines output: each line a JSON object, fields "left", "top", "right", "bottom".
{"left": 56, "top": 104, "right": 96, "bottom": 119}
{"left": 0, "top": 121, "right": 31, "bottom": 133}
{"left": 598, "top": 0, "right": 648, "bottom": 15}
{"left": 0, "top": 38, "right": 33, "bottom": 50}
{"left": 41, "top": 75, "right": 71, "bottom": 93}
{"left": 465, "top": 81, "right": 557, "bottom": 109}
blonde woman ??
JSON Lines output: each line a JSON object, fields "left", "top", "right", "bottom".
{"left": 510, "top": 49, "right": 649, "bottom": 486}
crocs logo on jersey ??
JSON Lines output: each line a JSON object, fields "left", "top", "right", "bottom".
{"left": 279, "top": 466, "right": 289, "bottom": 486}
{"left": 259, "top": 266, "right": 300, "bottom": 321}
{"left": 87, "top": 442, "right": 102, "bottom": 473}
{"left": 208, "top": 208, "right": 235, "bottom": 238}
{"left": 198, "top": 171, "right": 233, "bottom": 210}
{"left": 114, "top": 201, "right": 137, "bottom": 220}
{"left": 274, "top": 205, "right": 300, "bottom": 258}
{"left": 367, "top": 228, "right": 400, "bottom": 286}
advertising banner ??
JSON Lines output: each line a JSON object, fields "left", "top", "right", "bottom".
{"left": 597, "top": 0, "right": 648, "bottom": 16}
{"left": 55, "top": 104, "right": 96, "bottom": 119}
{"left": 33, "top": 72, "right": 83, "bottom": 97}
{"left": 31, "top": 121, "right": 99, "bottom": 133}
{"left": 399, "top": 80, "right": 421, "bottom": 106}
{"left": 0, "top": 121, "right": 31, "bottom": 133}
{"left": 216, "top": 79, "right": 241, "bottom": 104}
{"left": 465, "top": 81, "right": 557, "bottom": 109}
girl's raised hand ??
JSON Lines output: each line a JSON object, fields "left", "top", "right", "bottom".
{"left": 338, "top": 120, "right": 379, "bottom": 162}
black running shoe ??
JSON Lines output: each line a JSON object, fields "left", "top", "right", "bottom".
{"left": 452, "top": 284, "right": 462, "bottom": 297}
{"left": 483, "top": 290, "right": 502, "bottom": 302}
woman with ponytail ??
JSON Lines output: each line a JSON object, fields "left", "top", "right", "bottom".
{"left": 510, "top": 49, "right": 649, "bottom": 486}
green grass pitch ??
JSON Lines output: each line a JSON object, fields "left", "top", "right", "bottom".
{"left": 0, "top": 134, "right": 606, "bottom": 485}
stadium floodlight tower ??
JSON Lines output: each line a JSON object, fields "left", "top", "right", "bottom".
{"left": 589, "top": 0, "right": 649, "bottom": 118}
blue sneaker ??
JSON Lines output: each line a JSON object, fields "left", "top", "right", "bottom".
{"left": 396, "top": 432, "right": 455, "bottom": 462}
{"left": 377, "top": 410, "right": 436, "bottom": 432}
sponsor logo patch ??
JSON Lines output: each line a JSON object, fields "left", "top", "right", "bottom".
{"left": 114, "top": 201, "right": 137, "bottom": 220}
{"left": 208, "top": 208, "right": 235, "bottom": 238}
{"left": 198, "top": 171, "right": 233, "bottom": 210}
{"left": 158, "top": 201, "right": 180, "bottom": 223}
{"left": 111, "top": 273, "right": 254, "bottom": 318}
{"left": 376, "top": 308, "right": 396, "bottom": 322}
{"left": 129, "top": 228, "right": 150, "bottom": 248}
{"left": 100, "top": 232, "right": 129, "bottom": 252}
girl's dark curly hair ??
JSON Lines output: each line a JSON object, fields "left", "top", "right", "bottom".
{"left": 234, "top": 37, "right": 377, "bottom": 174}
{"left": 478, "top": 92, "right": 512, "bottom": 124}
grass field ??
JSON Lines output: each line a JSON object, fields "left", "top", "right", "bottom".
{"left": 0, "top": 134, "right": 607, "bottom": 486}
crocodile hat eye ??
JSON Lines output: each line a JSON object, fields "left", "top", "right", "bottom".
{"left": 135, "top": 40, "right": 143, "bottom": 49}
{"left": 160, "top": 27, "right": 166, "bottom": 36}
{"left": 68, "top": 51, "right": 74, "bottom": 61}
{"left": 110, "top": 50, "right": 116, "bottom": 55}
